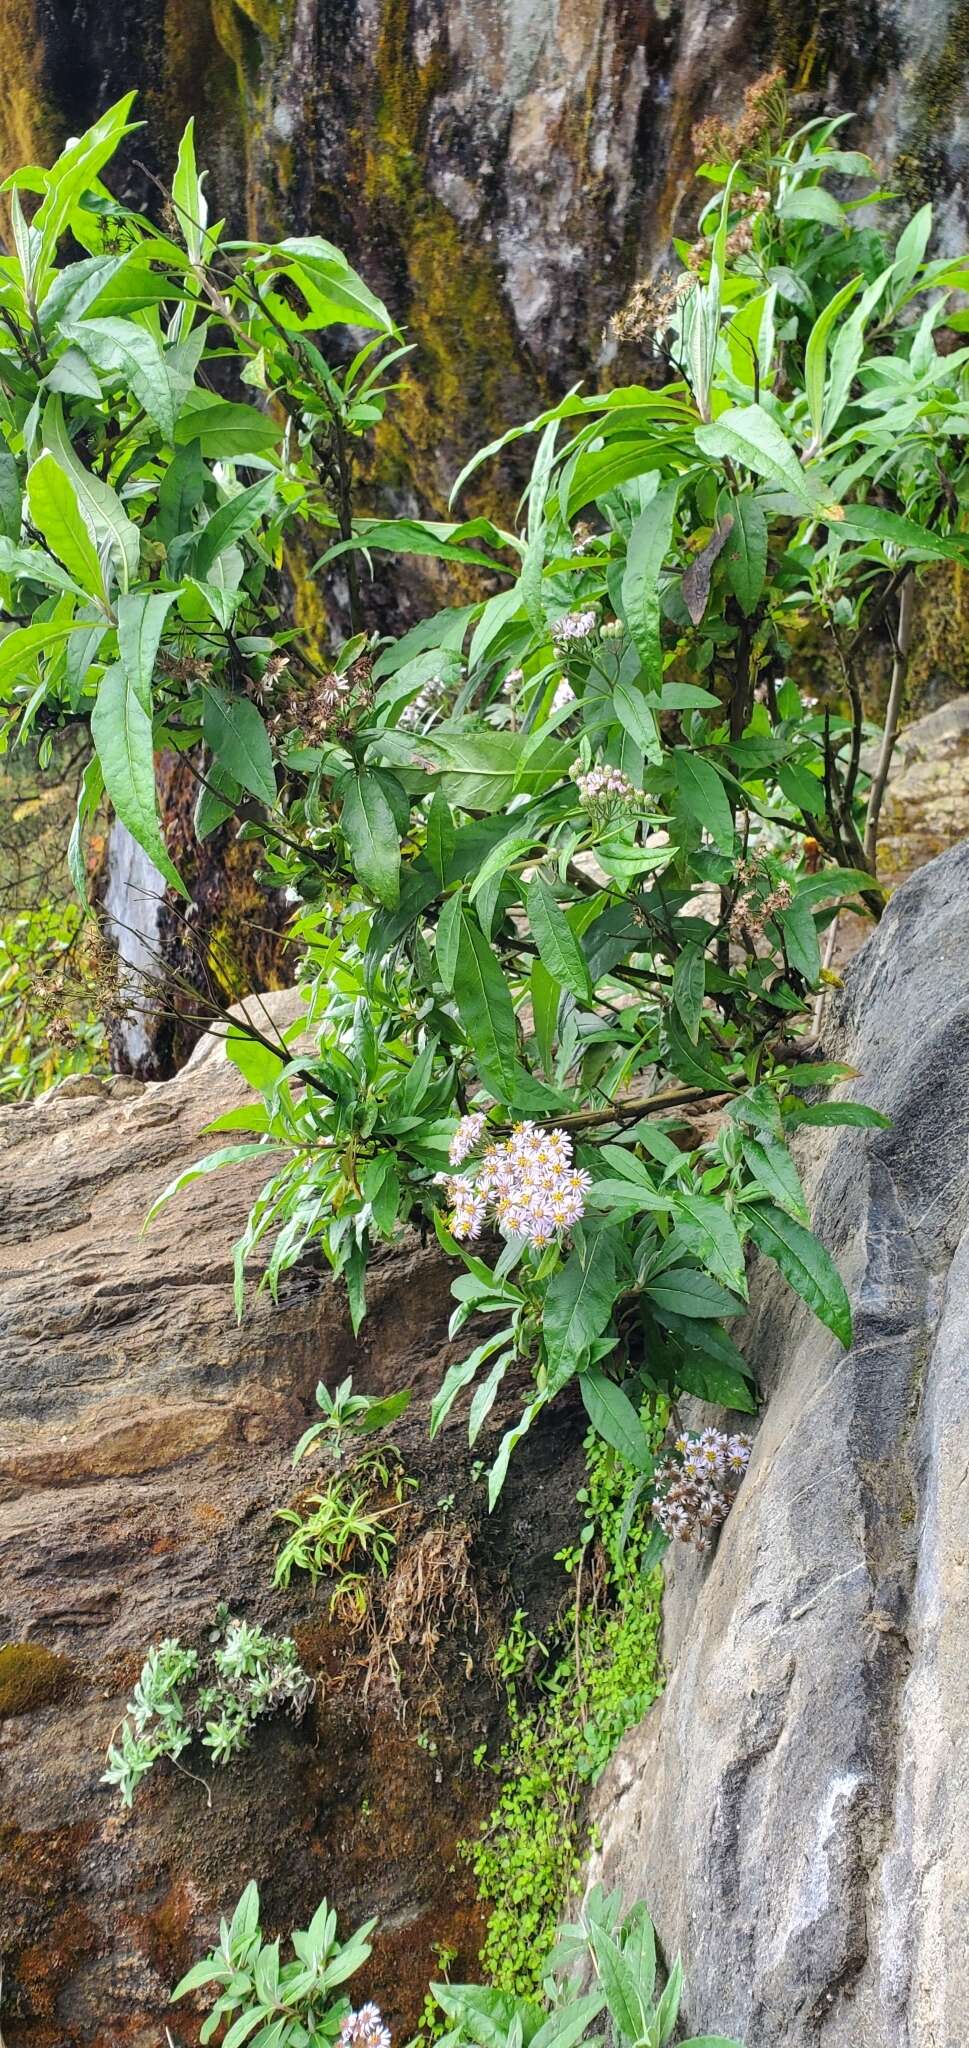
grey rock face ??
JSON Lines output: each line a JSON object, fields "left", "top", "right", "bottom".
{"left": 586, "top": 839, "right": 969, "bottom": 2048}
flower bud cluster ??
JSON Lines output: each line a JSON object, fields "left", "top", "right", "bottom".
{"left": 571, "top": 760, "right": 643, "bottom": 814}
{"left": 652, "top": 1428, "right": 752, "bottom": 1552}
{"left": 438, "top": 1122, "right": 590, "bottom": 1246}
{"left": 340, "top": 2006, "right": 391, "bottom": 2048}
{"left": 553, "top": 608, "right": 598, "bottom": 642}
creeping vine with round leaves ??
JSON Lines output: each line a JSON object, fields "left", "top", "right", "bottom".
{"left": 2, "top": 91, "right": 967, "bottom": 1511}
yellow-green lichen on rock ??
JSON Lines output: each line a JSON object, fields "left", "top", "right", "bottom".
{"left": 0, "top": 1641, "right": 76, "bottom": 1717}
{"left": 0, "top": 0, "right": 55, "bottom": 184}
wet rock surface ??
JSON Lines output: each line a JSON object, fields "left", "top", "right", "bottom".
{"left": 0, "top": 992, "right": 585, "bottom": 2047}
{"left": 587, "top": 839, "right": 969, "bottom": 2047}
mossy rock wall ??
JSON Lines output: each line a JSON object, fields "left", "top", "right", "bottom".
{"left": 10, "top": 1, "right": 968, "bottom": 570}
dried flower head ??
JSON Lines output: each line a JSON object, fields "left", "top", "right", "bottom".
{"left": 691, "top": 68, "right": 788, "bottom": 171}
{"left": 728, "top": 855, "right": 793, "bottom": 941}
{"left": 652, "top": 1427, "right": 751, "bottom": 1551}
{"left": 612, "top": 272, "right": 687, "bottom": 347}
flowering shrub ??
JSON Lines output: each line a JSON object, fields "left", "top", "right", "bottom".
{"left": 2, "top": 92, "right": 966, "bottom": 1509}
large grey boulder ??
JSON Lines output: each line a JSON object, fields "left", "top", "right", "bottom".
{"left": 587, "top": 840, "right": 969, "bottom": 2048}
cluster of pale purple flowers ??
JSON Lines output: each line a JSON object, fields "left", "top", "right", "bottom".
{"left": 552, "top": 677, "right": 576, "bottom": 712}
{"left": 439, "top": 1121, "right": 590, "bottom": 1247}
{"left": 571, "top": 760, "right": 642, "bottom": 811}
{"left": 553, "top": 608, "right": 598, "bottom": 642}
{"left": 340, "top": 2007, "right": 391, "bottom": 2048}
{"left": 652, "top": 1428, "right": 752, "bottom": 1553}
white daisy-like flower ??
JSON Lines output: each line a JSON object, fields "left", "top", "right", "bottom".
{"left": 439, "top": 1121, "right": 588, "bottom": 1248}
{"left": 449, "top": 1112, "right": 487, "bottom": 1166}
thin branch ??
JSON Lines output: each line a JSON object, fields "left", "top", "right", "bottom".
{"left": 863, "top": 572, "right": 915, "bottom": 870}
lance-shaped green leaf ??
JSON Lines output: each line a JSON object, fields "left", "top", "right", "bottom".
{"left": 272, "top": 238, "right": 397, "bottom": 332}
{"left": 42, "top": 394, "right": 140, "bottom": 592}
{"left": 720, "top": 493, "right": 768, "bottom": 615}
{"left": 172, "top": 116, "right": 208, "bottom": 264}
{"left": 745, "top": 1200, "right": 852, "bottom": 1346}
{"left": 835, "top": 502, "right": 969, "bottom": 562}
{"left": 525, "top": 874, "right": 593, "bottom": 999}
{"left": 620, "top": 481, "right": 678, "bottom": 687}
{"left": 90, "top": 662, "right": 187, "bottom": 897}
{"left": 676, "top": 1192, "right": 748, "bottom": 1298}
{"left": 30, "top": 94, "right": 138, "bottom": 299}
{"left": 613, "top": 674, "right": 661, "bottom": 762}
{"left": 804, "top": 274, "right": 863, "bottom": 445}
{"left": 672, "top": 944, "right": 705, "bottom": 1042}
{"left": 61, "top": 317, "right": 180, "bottom": 438}
{"left": 580, "top": 1367, "right": 654, "bottom": 1474}
{"left": 453, "top": 907, "right": 520, "bottom": 1101}
{"left": 201, "top": 683, "right": 277, "bottom": 808}
{"left": 544, "top": 1231, "right": 618, "bottom": 1372}
{"left": 672, "top": 749, "right": 735, "bottom": 855}
{"left": 0, "top": 448, "right": 21, "bottom": 542}
{"left": 696, "top": 403, "right": 830, "bottom": 511}
{"left": 117, "top": 590, "right": 176, "bottom": 712}
{"left": 531, "top": 957, "right": 561, "bottom": 1078}
{"left": 424, "top": 789, "right": 455, "bottom": 883}
{"left": 67, "top": 753, "right": 104, "bottom": 904}
{"left": 740, "top": 1134, "right": 809, "bottom": 1223}
{"left": 0, "top": 619, "right": 82, "bottom": 702}
{"left": 190, "top": 474, "right": 277, "bottom": 580}
{"left": 27, "top": 452, "right": 105, "bottom": 598}
{"left": 340, "top": 771, "right": 401, "bottom": 908}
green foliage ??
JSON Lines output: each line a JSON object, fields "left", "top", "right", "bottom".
{"left": 101, "top": 1606, "right": 313, "bottom": 1806}
{"left": 465, "top": 1431, "right": 664, "bottom": 1997}
{"left": 291, "top": 1374, "right": 414, "bottom": 1466}
{"left": 274, "top": 1384, "right": 417, "bottom": 1608}
{"left": 433, "top": 1884, "right": 742, "bottom": 2048}
{"left": 0, "top": 896, "right": 104, "bottom": 1099}
{"left": 5, "top": 95, "right": 965, "bottom": 1495}
{"left": 171, "top": 1880, "right": 375, "bottom": 2046}
{"left": 273, "top": 1444, "right": 415, "bottom": 1604}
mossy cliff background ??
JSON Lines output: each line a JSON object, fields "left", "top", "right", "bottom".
{"left": 2, "top": 0, "right": 967, "bottom": 1080}
{"left": 6, "top": 0, "right": 968, "bottom": 547}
